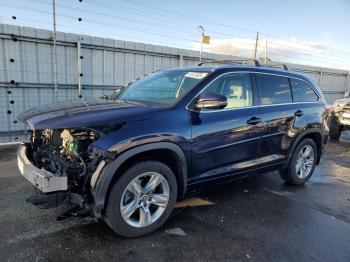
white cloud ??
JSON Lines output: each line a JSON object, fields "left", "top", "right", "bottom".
{"left": 193, "top": 37, "right": 349, "bottom": 70}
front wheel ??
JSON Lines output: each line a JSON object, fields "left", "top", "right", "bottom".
{"left": 105, "top": 161, "right": 177, "bottom": 238}
{"left": 280, "top": 138, "right": 317, "bottom": 185}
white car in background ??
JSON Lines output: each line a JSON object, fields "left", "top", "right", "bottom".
{"left": 330, "top": 97, "right": 350, "bottom": 140}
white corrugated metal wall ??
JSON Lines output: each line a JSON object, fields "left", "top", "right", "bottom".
{"left": 0, "top": 24, "right": 349, "bottom": 142}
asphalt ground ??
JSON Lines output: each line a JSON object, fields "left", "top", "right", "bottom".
{"left": 0, "top": 132, "right": 350, "bottom": 262}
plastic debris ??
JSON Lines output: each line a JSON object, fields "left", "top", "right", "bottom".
{"left": 165, "top": 227, "right": 186, "bottom": 236}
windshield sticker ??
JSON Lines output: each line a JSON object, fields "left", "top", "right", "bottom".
{"left": 184, "top": 72, "right": 208, "bottom": 79}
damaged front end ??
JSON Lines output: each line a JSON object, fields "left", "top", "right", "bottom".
{"left": 19, "top": 128, "right": 109, "bottom": 211}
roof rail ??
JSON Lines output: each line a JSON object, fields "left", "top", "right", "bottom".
{"left": 264, "top": 64, "right": 289, "bottom": 70}
{"left": 198, "top": 59, "right": 261, "bottom": 67}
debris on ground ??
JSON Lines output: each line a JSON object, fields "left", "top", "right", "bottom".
{"left": 175, "top": 197, "right": 215, "bottom": 208}
{"left": 165, "top": 228, "right": 186, "bottom": 236}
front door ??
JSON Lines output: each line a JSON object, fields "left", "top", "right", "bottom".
{"left": 188, "top": 72, "right": 264, "bottom": 184}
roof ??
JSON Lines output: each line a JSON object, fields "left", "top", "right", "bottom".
{"left": 164, "top": 64, "right": 311, "bottom": 82}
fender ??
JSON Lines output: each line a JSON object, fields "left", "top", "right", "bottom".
{"left": 287, "top": 128, "right": 325, "bottom": 164}
{"left": 92, "top": 142, "right": 188, "bottom": 217}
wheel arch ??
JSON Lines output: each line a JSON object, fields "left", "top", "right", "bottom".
{"left": 92, "top": 142, "right": 188, "bottom": 217}
{"left": 288, "top": 129, "right": 324, "bottom": 165}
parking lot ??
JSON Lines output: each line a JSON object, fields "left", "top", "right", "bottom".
{"left": 1, "top": 133, "right": 350, "bottom": 261}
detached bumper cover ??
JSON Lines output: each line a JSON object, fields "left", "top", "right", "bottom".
{"left": 17, "top": 144, "right": 68, "bottom": 193}
{"left": 340, "top": 112, "right": 350, "bottom": 125}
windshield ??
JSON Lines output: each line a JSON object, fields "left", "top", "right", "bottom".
{"left": 111, "top": 70, "right": 209, "bottom": 106}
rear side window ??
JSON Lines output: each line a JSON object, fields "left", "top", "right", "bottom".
{"left": 290, "top": 78, "right": 319, "bottom": 102}
{"left": 256, "top": 74, "right": 292, "bottom": 105}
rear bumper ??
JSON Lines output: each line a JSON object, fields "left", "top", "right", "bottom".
{"left": 17, "top": 144, "right": 68, "bottom": 193}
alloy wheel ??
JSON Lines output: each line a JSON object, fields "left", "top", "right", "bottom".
{"left": 120, "top": 172, "right": 170, "bottom": 228}
{"left": 295, "top": 145, "right": 315, "bottom": 179}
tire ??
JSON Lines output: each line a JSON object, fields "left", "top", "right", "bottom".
{"left": 105, "top": 161, "right": 177, "bottom": 238}
{"left": 329, "top": 123, "right": 342, "bottom": 140}
{"left": 279, "top": 138, "right": 317, "bottom": 185}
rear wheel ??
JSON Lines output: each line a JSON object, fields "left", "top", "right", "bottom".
{"left": 105, "top": 161, "right": 177, "bottom": 237}
{"left": 280, "top": 138, "right": 317, "bottom": 185}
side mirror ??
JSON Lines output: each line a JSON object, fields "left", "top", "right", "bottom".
{"left": 194, "top": 93, "right": 227, "bottom": 110}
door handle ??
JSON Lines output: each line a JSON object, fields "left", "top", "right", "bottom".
{"left": 247, "top": 116, "right": 262, "bottom": 125}
{"left": 294, "top": 110, "right": 304, "bottom": 117}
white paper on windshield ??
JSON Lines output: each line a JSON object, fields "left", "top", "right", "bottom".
{"left": 184, "top": 72, "right": 208, "bottom": 79}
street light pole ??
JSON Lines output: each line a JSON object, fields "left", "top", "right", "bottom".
{"left": 52, "top": 0, "right": 58, "bottom": 99}
{"left": 254, "top": 32, "right": 259, "bottom": 60}
{"left": 264, "top": 34, "right": 268, "bottom": 64}
{"left": 197, "top": 25, "right": 204, "bottom": 64}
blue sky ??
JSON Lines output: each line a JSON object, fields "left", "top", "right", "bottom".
{"left": 0, "top": 0, "right": 349, "bottom": 69}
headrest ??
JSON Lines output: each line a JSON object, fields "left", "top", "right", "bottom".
{"left": 231, "top": 85, "right": 243, "bottom": 97}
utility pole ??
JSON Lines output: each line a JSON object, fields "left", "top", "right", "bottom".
{"left": 197, "top": 26, "right": 210, "bottom": 64}
{"left": 254, "top": 32, "right": 259, "bottom": 60}
{"left": 197, "top": 25, "right": 204, "bottom": 64}
{"left": 52, "top": 0, "right": 58, "bottom": 99}
{"left": 264, "top": 34, "right": 268, "bottom": 64}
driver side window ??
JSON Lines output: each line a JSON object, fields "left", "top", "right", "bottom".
{"left": 202, "top": 73, "right": 253, "bottom": 109}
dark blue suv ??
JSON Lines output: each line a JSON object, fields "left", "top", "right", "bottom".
{"left": 18, "top": 61, "right": 329, "bottom": 237}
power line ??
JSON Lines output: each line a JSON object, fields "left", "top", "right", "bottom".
{"left": 3, "top": 14, "right": 348, "bottom": 68}
{"left": 16, "top": 0, "right": 350, "bottom": 64}
{"left": 81, "top": 0, "right": 257, "bottom": 39}
{"left": 122, "top": 0, "right": 257, "bottom": 34}
{"left": 0, "top": 16, "right": 194, "bottom": 49}
{"left": 121, "top": 0, "right": 350, "bottom": 58}
{"left": 28, "top": 0, "right": 257, "bottom": 42}
{"left": 1, "top": 0, "right": 349, "bottom": 69}
{"left": 0, "top": 3, "right": 199, "bottom": 44}
{"left": 0, "top": 1, "right": 258, "bottom": 48}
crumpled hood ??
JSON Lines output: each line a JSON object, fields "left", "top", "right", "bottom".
{"left": 19, "top": 97, "right": 161, "bottom": 129}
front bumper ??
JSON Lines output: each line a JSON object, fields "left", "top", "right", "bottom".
{"left": 17, "top": 144, "right": 68, "bottom": 193}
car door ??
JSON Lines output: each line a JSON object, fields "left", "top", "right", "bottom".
{"left": 188, "top": 72, "right": 265, "bottom": 183}
{"left": 252, "top": 73, "right": 308, "bottom": 169}
{"left": 289, "top": 77, "right": 321, "bottom": 129}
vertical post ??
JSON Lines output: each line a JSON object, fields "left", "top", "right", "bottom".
{"left": 254, "top": 32, "right": 259, "bottom": 60}
{"left": 52, "top": 0, "right": 58, "bottom": 99}
{"left": 77, "top": 39, "right": 82, "bottom": 97}
{"left": 197, "top": 26, "right": 205, "bottom": 64}
{"left": 318, "top": 69, "right": 323, "bottom": 90}
{"left": 199, "top": 41, "right": 203, "bottom": 64}
{"left": 179, "top": 53, "right": 184, "bottom": 67}
{"left": 264, "top": 34, "right": 268, "bottom": 64}
{"left": 345, "top": 72, "right": 350, "bottom": 97}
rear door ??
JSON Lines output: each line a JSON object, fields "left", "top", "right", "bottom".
{"left": 289, "top": 77, "right": 321, "bottom": 128}
{"left": 252, "top": 73, "right": 307, "bottom": 168}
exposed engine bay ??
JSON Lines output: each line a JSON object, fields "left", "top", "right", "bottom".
{"left": 28, "top": 128, "right": 102, "bottom": 194}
